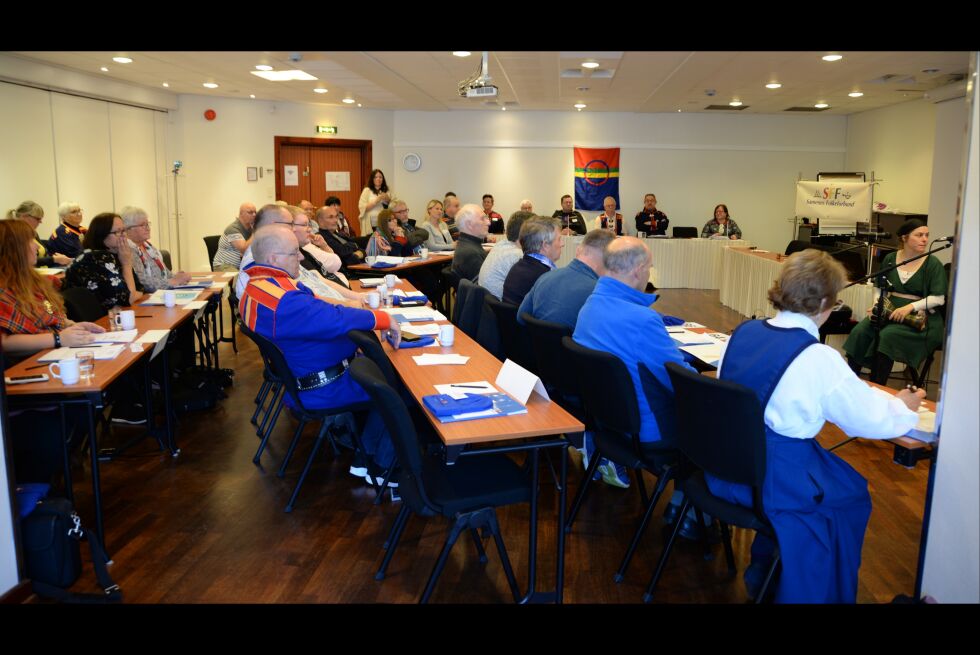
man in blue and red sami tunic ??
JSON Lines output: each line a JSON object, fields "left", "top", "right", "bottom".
{"left": 240, "top": 224, "right": 402, "bottom": 482}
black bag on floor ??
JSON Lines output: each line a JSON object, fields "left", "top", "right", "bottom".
{"left": 20, "top": 496, "right": 122, "bottom": 603}
{"left": 171, "top": 365, "right": 228, "bottom": 413}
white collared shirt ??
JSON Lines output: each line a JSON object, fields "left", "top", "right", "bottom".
{"left": 718, "top": 311, "right": 918, "bottom": 440}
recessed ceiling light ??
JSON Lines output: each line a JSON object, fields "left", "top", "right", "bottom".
{"left": 255, "top": 64, "right": 273, "bottom": 71}
{"left": 249, "top": 94, "right": 256, "bottom": 99}
{"left": 574, "top": 103, "right": 587, "bottom": 109}
{"left": 357, "top": 103, "right": 362, "bottom": 107}
{"left": 581, "top": 61, "right": 600, "bottom": 69}
{"left": 848, "top": 91, "right": 864, "bottom": 98}
{"left": 814, "top": 102, "right": 829, "bottom": 109}
{"left": 677, "top": 109, "right": 682, "bottom": 113}
{"left": 765, "top": 82, "right": 782, "bottom": 89}
{"left": 342, "top": 97, "right": 355, "bottom": 104}
{"left": 112, "top": 57, "right": 132, "bottom": 64}
{"left": 729, "top": 100, "right": 743, "bottom": 107}
{"left": 162, "top": 82, "right": 169, "bottom": 88}
{"left": 313, "top": 88, "right": 328, "bottom": 94}
{"left": 501, "top": 107, "right": 507, "bottom": 111}
{"left": 452, "top": 51, "right": 471, "bottom": 57}
{"left": 100, "top": 67, "right": 109, "bottom": 72}
{"left": 822, "top": 54, "right": 843, "bottom": 62}
{"left": 203, "top": 82, "right": 219, "bottom": 89}
{"left": 250, "top": 70, "right": 317, "bottom": 82}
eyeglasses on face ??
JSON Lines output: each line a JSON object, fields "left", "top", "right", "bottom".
{"left": 126, "top": 222, "right": 151, "bottom": 229}
{"left": 109, "top": 228, "right": 127, "bottom": 236}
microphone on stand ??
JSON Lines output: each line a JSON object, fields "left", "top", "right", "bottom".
{"left": 934, "top": 236, "right": 955, "bottom": 244}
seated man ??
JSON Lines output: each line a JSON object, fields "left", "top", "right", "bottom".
{"left": 573, "top": 237, "right": 696, "bottom": 488}
{"left": 317, "top": 204, "right": 366, "bottom": 270}
{"left": 518, "top": 229, "right": 614, "bottom": 328}
{"left": 593, "top": 195, "right": 626, "bottom": 235}
{"left": 237, "top": 204, "right": 364, "bottom": 306}
{"left": 240, "top": 224, "right": 401, "bottom": 485}
{"left": 482, "top": 194, "right": 505, "bottom": 235}
{"left": 443, "top": 193, "right": 461, "bottom": 240}
{"left": 634, "top": 193, "right": 669, "bottom": 236}
{"left": 552, "top": 194, "right": 588, "bottom": 235}
{"left": 478, "top": 210, "right": 533, "bottom": 300}
{"left": 389, "top": 199, "right": 428, "bottom": 249}
{"left": 324, "top": 196, "right": 353, "bottom": 237}
{"left": 213, "top": 202, "right": 257, "bottom": 272}
{"left": 451, "top": 203, "right": 490, "bottom": 283}
{"left": 502, "top": 217, "right": 562, "bottom": 306}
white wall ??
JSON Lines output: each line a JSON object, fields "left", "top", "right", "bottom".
{"left": 168, "top": 94, "right": 394, "bottom": 271}
{"left": 926, "top": 97, "right": 969, "bottom": 264}
{"left": 921, "top": 55, "right": 980, "bottom": 604}
{"left": 846, "top": 98, "right": 937, "bottom": 214}
{"left": 394, "top": 110, "right": 847, "bottom": 253}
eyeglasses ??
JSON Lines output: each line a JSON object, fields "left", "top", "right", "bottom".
{"left": 109, "top": 228, "right": 127, "bottom": 236}
{"left": 394, "top": 209, "right": 408, "bottom": 214}
{"left": 274, "top": 250, "right": 301, "bottom": 258}
{"left": 26, "top": 215, "right": 42, "bottom": 221}
{"left": 126, "top": 222, "right": 151, "bottom": 229}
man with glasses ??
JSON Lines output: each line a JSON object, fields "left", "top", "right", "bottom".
{"left": 121, "top": 205, "right": 192, "bottom": 291}
{"left": 213, "top": 202, "right": 258, "bottom": 272}
{"left": 389, "top": 199, "right": 428, "bottom": 250}
{"left": 324, "top": 196, "right": 352, "bottom": 237}
{"left": 240, "top": 224, "right": 402, "bottom": 487}
{"left": 47, "top": 201, "right": 87, "bottom": 259}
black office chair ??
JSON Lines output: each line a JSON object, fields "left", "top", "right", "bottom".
{"left": 349, "top": 358, "right": 528, "bottom": 603}
{"left": 672, "top": 227, "right": 698, "bottom": 239}
{"left": 223, "top": 286, "right": 240, "bottom": 354}
{"left": 644, "top": 361, "right": 781, "bottom": 603}
{"left": 238, "top": 323, "right": 372, "bottom": 512}
{"left": 561, "top": 337, "right": 678, "bottom": 584}
{"left": 203, "top": 235, "right": 220, "bottom": 272}
{"left": 453, "top": 279, "right": 483, "bottom": 338}
{"left": 485, "top": 295, "right": 535, "bottom": 371}
{"left": 438, "top": 266, "right": 459, "bottom": 318}
{"left": 60, "top": 287, "right": 108, "bottom": 322}
{"left": 784, "top": 239, "right": 812, "bottom": 256}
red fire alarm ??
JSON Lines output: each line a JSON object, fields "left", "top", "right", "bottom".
{"left": 204, "top": 109, "right": 217, "bottom": 121}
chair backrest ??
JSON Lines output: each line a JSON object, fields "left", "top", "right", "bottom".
{"left": 485, "top": 295, "right": 535, "bottom": 371}
{"left": 60, "top": 287, "right": 108, "bottom": 322}
{"left": 453, "top": 278, "right": 478, "bottom": 334}
{"left": 637, "top": 363, "right": 678, "bottom": 445}
{"left": 561, "top": 336, "right": 640, "bottom": 438}
{"left": 347, "top": 329, "right": 399, "bottom": 389}
{"left": 238, "top": 321, "right": 308, "bottom": 413}
{"left": 672, "top": 226, "right": 698, "bottom": 239}
{"left": 664, "top": 361, "right": 766, "bottom": 492}
{"left": 354, "top": 234, "right": 371, "bottom": 250}
{"left": 160, "top": 248, "right": 173, "bottom": 271}
{"left": 203, "top": 235, "right": 221, "bottom": 272}
{"left": 784, "top": 239, "right": 812, "bottom": 256}
{"left": 348, "top": 358, "right": 434, "bottom": 515}
{"left": 521, "top": 313, "right": 575, "bottom": 397}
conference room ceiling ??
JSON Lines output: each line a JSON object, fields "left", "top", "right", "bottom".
{"left": 10, "top": 51, "right": 970, "bottom": 115}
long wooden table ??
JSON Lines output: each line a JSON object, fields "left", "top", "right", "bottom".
{"left": 347, "top": 252, "right": 453, "bottom": 274}
{"left": 351, "top": 278, "right": 584, "bottom": 603}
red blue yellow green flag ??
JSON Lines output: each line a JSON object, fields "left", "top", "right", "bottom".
{"left": 574, "top": 147, "right": 620, "bottom": 211}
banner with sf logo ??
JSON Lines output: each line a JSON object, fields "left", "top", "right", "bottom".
{"left": 795, "top": 181, "right": 873, "bottom": 231}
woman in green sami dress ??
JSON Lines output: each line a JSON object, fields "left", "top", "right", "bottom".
{"left": 844, "top": 219, "right": 947, "bottom": 384}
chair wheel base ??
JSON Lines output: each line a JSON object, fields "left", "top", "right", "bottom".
{"left": 613, "top": 573, "right": 624, "bottom": 584}
{"left": 643, "top": 593, "right": 653, "bottom": 603}
{"left": 374, "top": 572, "right": 385, "bottom": 581}
{"left": 478, "top": 555, "right": 488, "bottom": 564}
{"left": 284, "top": 505, "right": 294, "bottom": 513}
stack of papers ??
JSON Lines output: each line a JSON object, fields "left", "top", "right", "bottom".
{"left": 399, "top": 323, "right": 441, "bottom": 336}
{"left": 382, "top": 307, "right": 446, "bottom": 322}
{"left": 359, "top": 278, "right": 386, "bottom": 287}
{"left": 674, "top": 331, "right": 729, "bottom": 367}
{"left": 92, "top": 329, "right": 138, "bottom": 343}
{"left": 376, "top": 255, "right": 404, "bottom": 265}
{"left": 142, "top": 290, "right": 201, "bottom": 305}
{"left": 40, "top": 344, "right": 127, "bottom": 361}
{"left": 412, "top": 354, "right": 470, "bottom": 366}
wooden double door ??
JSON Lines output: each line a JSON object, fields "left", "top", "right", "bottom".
{"left": 274, "top": 136, "right": 373, "bottom": 236}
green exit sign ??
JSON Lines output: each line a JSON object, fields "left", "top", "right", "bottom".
{"left": 316, "top": 125, "right": 338, "bottom": 135}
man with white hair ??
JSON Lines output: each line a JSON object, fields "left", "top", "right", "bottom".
{"left": 47, "top": 201, "right": 86, "bottom": 258}
{"left": 240, "top": 224, "right": 401, "bottom": 486}
{"left": 520, "top": 199, "right": 534, "bottom": 213}
{"left": 572, "top": 237, "right": 695, "bottom": 489}
{"left": 451, "top": 203, "right": 490, "bottom": 283}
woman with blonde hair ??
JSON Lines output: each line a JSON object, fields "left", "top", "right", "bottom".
{"left": 7, "top": 200, "right": 72, "bottom": 266}
{"left": 421, "top": 199, "right": 455, "bottom": 252}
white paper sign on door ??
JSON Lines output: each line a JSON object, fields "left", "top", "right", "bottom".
{"left": 326, "top": 171, "right": 350, "bottom": 191}
{"left": 284, "top": 165, "right": 299, "bottom": 187}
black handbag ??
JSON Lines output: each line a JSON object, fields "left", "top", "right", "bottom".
{"left": 21, "top": 496, "right": 122, "bottom": 603}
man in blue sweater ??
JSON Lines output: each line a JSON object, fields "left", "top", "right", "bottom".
{"left": 517, "top": 229, "right": 614, "bottom": 328}
{"left": 573, "top": 237, "right": 696, "bottom": 488}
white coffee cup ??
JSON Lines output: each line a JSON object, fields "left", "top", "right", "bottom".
{"left": 438, "top": 324, "right": 455, "bottom": 347}
{"left": 384, "top": 274, "right": 398, "bottom": 288}
{"left": 419, "top": 247, "right": 429, "bottom": 259}
{"left": 366, "top": 292, "right": 380, "bottom": 309}
{"left": 164, "top": 290, "right": 176, "bottom": 307}
{"left": 49, "top": 358, "right": 80, "bottom": 385}
{"left": 115, "top": 309, "right": 136, "bottom": 330}
{"left": 365, "top": 256, "right": 377, "bottom": 265}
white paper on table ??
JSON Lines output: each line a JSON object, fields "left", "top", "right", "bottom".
{"left": 143, "top": 290, "right": 200, "bottom": 305}
{"left": 682, "top": 321, "right": 705, "bottom": 329}
{"left": 667, "top": 329, "right": 717, "bottom": 345}
{"left": 399, "top": 323, "right": 441, "bottom": 336}
{"left": 376, "top": 255, "right": 404, "bottom": 264}
{"left": 679, "top": 343, "right": 723, "bottom": 366}
{"left": 182, "top": 300, "right": 207, "bottom": 310}
{"left": 219, "top": 272, "right": 236, "bottom": 278}
{"left": 382, "top": 307, "right": 440, "bottom": 320}
{"left": 495, "top": 359, "right": 549, "bottom": 405}
{"left": 92, "top": 329, "right": 138, "bottom": 343}
{"left": 209, "top": 281, "right": 225, "bottom": 288}
{"left": 39, "top": 344, "right": 126, "bottom": 361}
{"left": 135, "top": 329, "right": 171, "bottom": 344}
{"left": 358, "top": 278, "right": 386, "bottom": 287}
{"left": 129, "top": 343, "right": 145, "bottom": 353}
{"left": 434, "top": 381, "right": 499, "bottom": 399}
{"left": 412, "top": 354, "right": 470, "bottom": 366}
{"left": 753, "top": 249, "right": 770, "bottom": 253}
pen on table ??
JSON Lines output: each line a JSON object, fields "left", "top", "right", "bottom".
{"left": 25, "top": 363, "right": 49, "bottom": 370}
{"left": 450, "top": 384, "right": 488, "bottom": 389}
{"left": 135, "top": 315, "right": 153, "bottom": 318}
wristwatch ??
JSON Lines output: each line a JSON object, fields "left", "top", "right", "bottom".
{"left": 53, "top": 331, "right": 62, "bottom": 348}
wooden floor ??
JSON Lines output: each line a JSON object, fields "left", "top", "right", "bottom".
{"left": 57, "top": 289, "right": 929, "bottom": 604}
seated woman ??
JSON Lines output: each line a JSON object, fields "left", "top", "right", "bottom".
{"left": 701, "top": 204, "right": 742, "bottom": 239}
{"left": 121, "top": 205, "right": 192, "bottom": 292}
{"left": 708, "top": 249, "right": 922, "bottom": 603}
{"left": 843, "top": 219, "right": 946, "bottom": 384}
{"left": 6, "top": 200, "right": 72, "bottom": 267}
{"left": 63, "top": 212, "right": 143, "bottom": 311}
{"left": 0, "top": 220, "right": 104, "bottom": 482}
{"left": 47, "top": 201, "right": 87, "bottom": 259}
{"left": 421, "top": 200, "right": 456, "bottom": 252}
{"left": 366, "top": 209, "right": 415, "bottom": 257}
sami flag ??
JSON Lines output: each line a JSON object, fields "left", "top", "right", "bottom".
{"left": 574, "top": 147, "right": 620, "bottom": 211}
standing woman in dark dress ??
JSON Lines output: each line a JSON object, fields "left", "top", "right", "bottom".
{"left": 63, "top": 212, "right": 143, "bottom": 311}
{"left": 843, "top": 219, "right": 946, "bottom": 384}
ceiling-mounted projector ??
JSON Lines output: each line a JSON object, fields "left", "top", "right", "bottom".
{"left": 458, "top": 51, "right": 498, "bottom": 99}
